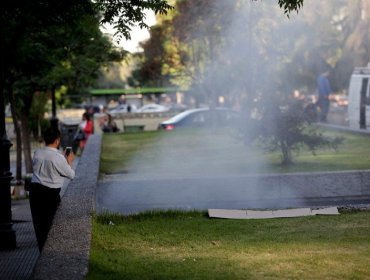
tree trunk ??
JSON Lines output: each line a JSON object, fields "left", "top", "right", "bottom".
{"left": 0, "top": 23, "right": 17, "bottom": 249}
{"left": 8, "top": 91, "right": 22, "bottom": 182}
{"left": 20, "top": 114, "right": 33, "bottom": 174}
{"left": 281, "top": 141, "right": 292, "bottom": 165}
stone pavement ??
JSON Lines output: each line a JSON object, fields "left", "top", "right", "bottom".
{"left": 0, "top": 199, "right": 39, "bottom": 280}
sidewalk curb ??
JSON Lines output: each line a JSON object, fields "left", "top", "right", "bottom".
{"left": 31, "top": 134, "right": 102, "bottom": 280}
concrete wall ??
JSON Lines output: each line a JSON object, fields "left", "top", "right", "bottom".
{"left": 32, "top": 134, "right": 102, "bottom": 280}
{"left": 94, "top": 112, "right": 176, "bottom": 133}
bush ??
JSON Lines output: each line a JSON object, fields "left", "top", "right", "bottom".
{"left": 241, "top": 99, "right": 343, "bottom": 165}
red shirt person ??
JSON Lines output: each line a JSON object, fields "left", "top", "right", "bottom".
{"left": 79, "top": 112, "right": 93, "bottom": 150}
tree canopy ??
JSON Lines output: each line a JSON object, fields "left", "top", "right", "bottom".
{"left": 138, "top": 0, "right": 369, "bottom": 97}
{"left": 0, "top": 0, "right": 173, "bottom": 177}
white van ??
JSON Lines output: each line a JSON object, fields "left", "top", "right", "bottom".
{"left": 348, "top": 63, "right": 370, "bottom": 129}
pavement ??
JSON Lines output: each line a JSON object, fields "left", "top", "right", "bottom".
{"left": 0, "top": 156, "right": 78, "bottom": 280}
{"left": 0, "top": 199, "right": 39, "bottom": 280}
{"left": 96, "top": 171, "right": 370, "bottom": 215}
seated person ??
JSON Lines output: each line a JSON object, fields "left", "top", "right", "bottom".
{"left": 101, "top": 113, "right": 119, "bottom": 133}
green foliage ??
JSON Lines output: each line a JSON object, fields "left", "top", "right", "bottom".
{"left": 277, "top": 0, "right": 304, "bottom": 15}
{"left": 243, "top": 99, "right": 344, "bottom": 165}
{"left": 134, "top": 24, "right": 171, "bottom": 86}
{"left": 29, "top": 91, "right": 50, "bottom": 138}
{"left": 1, "top": 0, "right": 173, "bottom": 141}
{"left": 137, "top": 0, "right": 370, "bottom": 102}
{"left": 95, "top": 0, "right": 173, "bottom": 42}
{"left": 41, "top": 13, "right": 127, "bottom": 100}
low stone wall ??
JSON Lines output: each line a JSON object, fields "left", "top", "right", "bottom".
{"left": 32, "top": 134, "right": 102, "bottom": 280}
{"left": 94, "top": 112, "right": 177, "bottom": 133}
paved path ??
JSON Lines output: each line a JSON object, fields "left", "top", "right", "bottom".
{"left": 0, "top": 158, "right": 78, "bottom": 280}
{"left": 0, "top": 199, "right": 39, "bottom": 280}
{"left": 96, "top": 173, "right": 370, "bottom": 215}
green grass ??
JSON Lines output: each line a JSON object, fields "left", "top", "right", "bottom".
{"left": 87, "top": 210, "right": 370, "bottom": 280}
{"left": 100, "top": 131, "right": 160, "bottom": 174}
{"left": 100, "top": 128, "right": 370, "bottom": 175}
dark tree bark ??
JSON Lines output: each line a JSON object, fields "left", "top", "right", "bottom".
{"left": 8, "top": 90, "right": 22, "bottom": 182}
{"left": 20, "top": 114, "right": 33, "bottom": 174}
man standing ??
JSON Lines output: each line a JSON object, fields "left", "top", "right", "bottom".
{"left": 317, "top": 69, "right": 333, "bottom": 122}
{"left": 29, "top": 127, "right": 75, "bottom": 251}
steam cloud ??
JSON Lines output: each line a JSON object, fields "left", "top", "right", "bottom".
{"left": 99, "top": 1, "right": 335, "bottom": 213}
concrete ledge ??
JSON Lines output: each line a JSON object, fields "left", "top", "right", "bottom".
{"left": 32, "top": 134, "right": 102, "bottom": 280}
{"left": 316, "top": 122, "right": 370, "bottom": 135}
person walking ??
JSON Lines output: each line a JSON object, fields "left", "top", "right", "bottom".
{"left": 317, "top": 69, "right": 333, "bottom": 122}
{"left": 78, "top": 112, "right": 94, "bottom": 151}
{"left": 29, "top": 127, "right": 75, "bottom": 251}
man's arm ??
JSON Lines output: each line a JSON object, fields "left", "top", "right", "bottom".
{"left": 56, "top": 153, "right": 75, "bottom": 180}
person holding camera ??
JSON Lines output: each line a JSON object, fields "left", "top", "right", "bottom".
{"left": 29, "top": 127, "right": 75, "bottom": 251}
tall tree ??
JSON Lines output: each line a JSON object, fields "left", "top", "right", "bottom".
{"left": 0, "top": 0, "right": 94, "bottom": 250}
{"left": 0, "top": 0, "right": 172, "bottom": 250}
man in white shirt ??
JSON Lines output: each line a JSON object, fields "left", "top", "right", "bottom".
{"left": 29, "top": 127, "right": 75, "bottom": 251}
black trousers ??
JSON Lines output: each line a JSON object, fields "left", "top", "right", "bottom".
{"left": 29, "top": 183, "right": 61, "bottom": 251}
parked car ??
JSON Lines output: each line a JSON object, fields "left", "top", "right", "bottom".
{"left": 158, "top": 107, "right": 240, "bottom": 131}
{"left": 108, "top": 104, "right": 137, "bottom": 115}
{"left": 166, "top": 103, "right": 188, "bottom": 112}
{"left": 136, "top": 103, "right": 169, "bottom": 113}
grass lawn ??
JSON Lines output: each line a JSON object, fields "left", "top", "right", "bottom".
{"left": 100, "top": 128, "right": 370, "bottom": 176}
{"left": 89, "top": 128, "right": 370, "bottom": 279}
{"left": 87, "top": 210, "right": 370, "bottom": 280}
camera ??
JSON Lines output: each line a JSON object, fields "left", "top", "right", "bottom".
{"left": 65, "top": 147, "right": 72, "bottom": 157}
